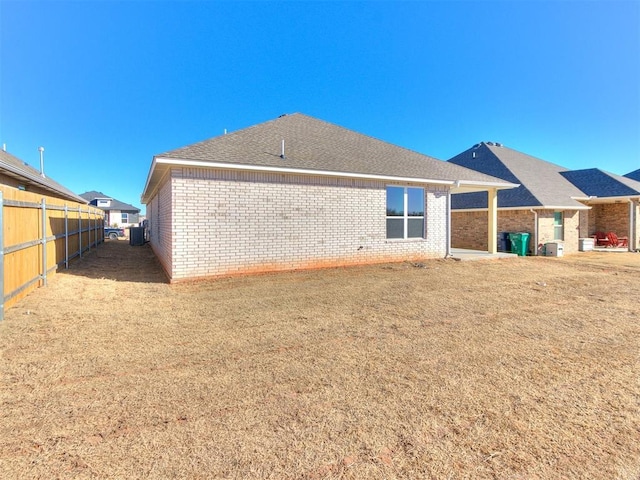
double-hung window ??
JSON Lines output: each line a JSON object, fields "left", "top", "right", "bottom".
{"left": 553, "top": 211, "right": 564, "bottom": 240}
{"left": 386, "top": 186, "right": 425, "bottom": 239}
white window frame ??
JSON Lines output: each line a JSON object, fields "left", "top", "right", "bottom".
{"left": 121, "top": 212, "right": 129, "bottom": 224}
{"left": 386, "top": 186, "right": 425, "bottom": 239}
{"left": 553, "top": 211, "right": 564, "bottom": 240}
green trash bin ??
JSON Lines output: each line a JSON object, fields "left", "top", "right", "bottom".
{"left": 509, "top": 232, "right": 530, "bottom": 256}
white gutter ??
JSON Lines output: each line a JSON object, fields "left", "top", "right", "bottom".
{"left": 453, "top": 205, "right": 591, "bottom": 213}
{"left": 141, "top": 157, "right": 158, "bottom": 201}
{"left": 530, "top": 209, "right": 539, "bottom": 255}
{"left": 445, "top": 188, "right": 452, "bottom": 258}
{"left": 629, "top": 199, "right": 637, "bottom": 252}
{"left": 154, "top": 156, "right": 518, "bottom": 187}
{"left": 142, "top": 156, "right": 519, "bottom": 203}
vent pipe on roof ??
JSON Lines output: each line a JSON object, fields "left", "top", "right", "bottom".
{"left": 281, "top": 139, "right": 285, "bottom": 159}
{"left": 38, "top": 146, "right": 45, "bottom": 177}
{"left": 2, "top": 143, "right": 6, "bottom": 152}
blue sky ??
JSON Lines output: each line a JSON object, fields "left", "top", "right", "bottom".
{"left": 1, "top": 1, "right": 639, "bottom": 212}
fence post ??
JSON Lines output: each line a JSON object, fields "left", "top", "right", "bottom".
{"left": 0, "top": 190, "right": 4, "bottom": 321}
{"left": 64, "top": 205, "right": 69, "bottom": 269}
{"left": 78, "top": 206, "right": 82, "bottom": 258}
{"left": 41, "top": 198, "right": 47, "bottom": 286}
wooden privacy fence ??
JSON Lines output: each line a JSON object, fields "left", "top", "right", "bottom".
{"left": 0, "top": 188, "right": 105, "bottom": 320}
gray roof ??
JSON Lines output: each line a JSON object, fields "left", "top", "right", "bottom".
{"left": 624, "top": 168, "right": 640, "bottom": 182}
{"left": 0, "top": 149, "right": 87, "bottom": 203}
{"left": 560, "top": 168, "right": 640, "bottom": 199}
{"left": 143, "top": 114, "right": 516, "bottom": 203}
{"left": 79, "top": 191, "right": 140, "bottom": 212}
{"left": 448, "top": 142, "right": 589, "bottom": 210}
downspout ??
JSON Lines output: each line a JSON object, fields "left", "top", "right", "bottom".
{"left": 629, "top": 199, "right": 637, "bottom": 252}
{"left": 445, "top": 183, "right": 457, "bottom": 258}
{"left": 529, "top": 209, "right": 539, "bottom": 255}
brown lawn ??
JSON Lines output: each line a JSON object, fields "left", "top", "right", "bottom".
{"left": 1, "top": 241, "right": 639, "bottom": 479}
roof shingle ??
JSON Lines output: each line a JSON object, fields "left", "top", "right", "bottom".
{"left": 143, "top": 114, "right": 515, "bottom": 202}
{"left": 0, "top": 149, "right": 87, "bottom": 203}
{"left": 448, "top": 142, "right": 589, "bottom": 209}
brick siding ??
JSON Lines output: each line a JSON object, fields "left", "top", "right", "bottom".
{"left": 452, "top": 208, "right": 581, "bottom": 254}
{"left": 147, "top": 168, "right": 449, "bottom": 281}
{"left": 147, "top": 176, "right": 173, "bottom": 278}
{"left": 591, "top": 203, "right": 630, "bottom": 237}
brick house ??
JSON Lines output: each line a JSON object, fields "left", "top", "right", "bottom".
{"left": 449, "top": 143, "right": 640, "bottom": 254}
{"left": 448, "top": 142, "right": 591, "bottom": 255}
{"left": 79, "top": 191, "right": 140, "bottom": 227}
{"left": 560, "top": 169, "right": 640, "bottom": 250}
{"left": 140, "top": 114, "right": 515, "bottom": 282}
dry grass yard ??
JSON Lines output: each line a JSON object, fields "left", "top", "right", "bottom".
{"left": 1, "top": 241, "right": 639, "bottom": 479}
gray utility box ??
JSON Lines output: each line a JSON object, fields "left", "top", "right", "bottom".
{"left": 545, "top": 242, "right": 564, "bottom": 257}
{"left": 579, "top": 237, "right": 594, "bottom": 252}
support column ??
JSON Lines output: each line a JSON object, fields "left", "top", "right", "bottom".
{"left": 0, "top": 190, "right": 4, "bottom": 321}
{"left": 487, "top": 188, "right": 498, "bottom": 254}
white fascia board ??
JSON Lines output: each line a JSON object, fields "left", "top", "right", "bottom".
{"left": 141, "top": 157, "right": 159, "bottom": 203}
{"left": 152, "top": 156, "right": 516, "bottom": 189}
{"left": 571, "top": 195, "right": 594, "bottom": 201}
{"left": 454, "top": 180, "right": 519, "bottom": 189}
{"left": 0, "top": 159, "right": 87, "bottom": 203}
{"left": 453, "top": 205, "right": 592, "bottom": 213}
{"left": 155, "top": 157, "right": 454, "bottom": 185}
{"left": 582, "top": 195, "right": 640, "bottom": 204}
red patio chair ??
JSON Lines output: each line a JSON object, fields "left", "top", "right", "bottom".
{"left": 593, "top": 231, "right": 610, "bottom": 247}
{"left": 607, "top": 232, "right": 628, "bottom": 248}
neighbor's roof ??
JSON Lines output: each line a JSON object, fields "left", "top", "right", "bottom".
{"left": 560, "top": 168, "right": 640, "bottom": 202}
{"left": 448, "top": 142, "right": 590, "bottom": 210}
{"left": 79, "top": 191, "right": 140, "bottom": 212}
{"left": 0, "top": 149, "right": 88, "bottom": 203}
{"left": 142, "top": 113, "right": 517, "bottom": 203}
{"left": 624, "top": 168, "right": 640, "bottom": 182}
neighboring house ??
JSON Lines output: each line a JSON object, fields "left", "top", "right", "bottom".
{"left": 1, "top": 148, "right": 104, "bottom": 317}
{"left": 560, "top": 169, "right": 640, "bottom": 250}
{"left": 624, "top": 168, "right": 640, "bottom": 182}
{"left": 141, "top": 114, "right": 516, "bottom": 281}
{"left": 448, "top": 142, "right": 591, "bottom": 255}
{"left": 0, "top": 148, "right": 87, "bottom": 203}
{"left": 79, "top": 191, "right": 140, "bottom": 227}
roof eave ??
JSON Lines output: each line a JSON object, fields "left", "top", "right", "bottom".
{"left": 0, "top": 159, "right": 87, "bottom": 204}
{"left": 581, "top": 195, "right": 640, "bottom": 204}
{"left": 141, "top": 156, "right": 517, "bottom": 204}
{"left": 453, "top": 204, "right": 592, "bottom": 212}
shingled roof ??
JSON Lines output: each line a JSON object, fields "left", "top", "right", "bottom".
{"left": 142, "top": 114, "right": 516, "bottom": 203}
{"left": 624, "top": 168, "right": 640, "bottom": 182}
{"left": 560, "top": 168, "right": 640, "bottom": 200}
{"left": 0, "top": 149, "right": 87, "bottom": 203}
{"left": 79, "top": 191, "right": 140, "bottom": 212}
{"left": 448, "top": 142, "right": 589, "bottom": 210}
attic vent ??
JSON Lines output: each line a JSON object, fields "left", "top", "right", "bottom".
{"left": 496, "top": 142, "right": 503, "bottom": 147}
{"left": 486, "top": 141, "right": 494, "bottom": 146}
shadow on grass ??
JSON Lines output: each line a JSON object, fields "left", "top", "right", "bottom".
{"left": 60, "top": 239, "right": 169, "bottom": 284}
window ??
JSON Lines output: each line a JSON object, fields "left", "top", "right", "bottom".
{"left": 121, "top": 212, "right": 129, "bottom": 224}
{"left": 386, "top": 186, "right": 425, "bottom": 239}
{"left": 553, "top": 211, "right": 564, "bottom": 240}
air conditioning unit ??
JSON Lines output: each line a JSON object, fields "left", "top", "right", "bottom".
{"left": 545, "top": 242, "right": 564, "bottom": 257}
